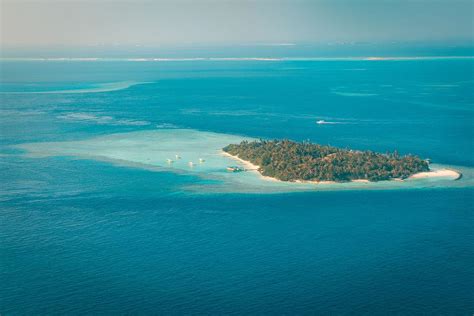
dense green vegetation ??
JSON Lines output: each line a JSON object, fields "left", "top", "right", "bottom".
{"left": 223, "top": 140, "right": 429, "bottom": 182}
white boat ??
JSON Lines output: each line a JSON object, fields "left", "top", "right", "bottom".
{"left": 199, "top": 158, "right": 205, "bottom": 163}
{"left": 188, "top": 161, "right": 195, "bottom": 167}
{"left": 175, "top": 154, "right": 181, "bottom": 159}
{"left": 166, "top": 159, "right": 173, "bottom": 163}
{"left": 316, "top": 120, "right": 326, "bottom": 124}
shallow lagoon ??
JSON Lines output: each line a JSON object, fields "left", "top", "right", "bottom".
{"left": 17, "top": 128, "right": 471, "bottom": 193}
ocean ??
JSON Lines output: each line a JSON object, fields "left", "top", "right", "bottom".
{"left": 1, "top": 57, "right": 473, "bottom": 314}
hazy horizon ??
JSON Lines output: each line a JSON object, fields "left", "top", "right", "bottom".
{"left": 1, "top": 0, "right": 473, "bottom": 49}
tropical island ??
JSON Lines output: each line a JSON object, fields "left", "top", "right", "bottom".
{"left": 223, "top": 139, "right": 431, "bottom": 182}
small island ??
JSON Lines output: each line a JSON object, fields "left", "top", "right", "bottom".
{"left": 16, "top": 129, "right": 463, "bottom": 192}
{"left": 223, "top": 140, "right": 430, "bottom": 182}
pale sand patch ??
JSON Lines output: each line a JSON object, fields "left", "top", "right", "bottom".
{"left": 295, "top": 180, "right": 336, "bottom": 185}
{"left": 351, "top": 179, "right": 371, "bottom": 183}
{"left": 409, "top": 168, "right": 461, "bottom": 179}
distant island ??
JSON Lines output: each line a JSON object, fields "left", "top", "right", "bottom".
{"left": 223, "top": 140, "right": 430, "bottom": 182}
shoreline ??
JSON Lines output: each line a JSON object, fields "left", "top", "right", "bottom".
{"left": 221, "top": 151, "right": 281, "bottom": 182}
{"left": 221, "top": 151, "right": 461, "bottom": 185}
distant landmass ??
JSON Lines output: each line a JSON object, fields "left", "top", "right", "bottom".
{"left": 223, "top": 140, "right": 430, "bottom": 182}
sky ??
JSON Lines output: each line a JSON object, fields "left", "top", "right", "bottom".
{"left": 1, "top": 0, "right": 473, "bottom": 48}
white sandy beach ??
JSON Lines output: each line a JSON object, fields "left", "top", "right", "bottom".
{"left": 221, "top": 151, "right": 282, "bottom": 182}
{"left": 222, "top": 151, "right": 461, "bottom": 184}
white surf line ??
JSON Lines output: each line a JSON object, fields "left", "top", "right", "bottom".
{"left": 0, "top": 81, "right": 153, "bottom": 94}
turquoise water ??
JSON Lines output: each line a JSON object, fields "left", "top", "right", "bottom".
{"left": 14, "top": 129, "right": 472, "bottom": 193}
{"left": 1, "top": 58, "right": 473, "bottom": 314}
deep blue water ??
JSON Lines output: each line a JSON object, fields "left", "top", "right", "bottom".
{"left": 1, "top": 59, "right": 473, "bottom": 314}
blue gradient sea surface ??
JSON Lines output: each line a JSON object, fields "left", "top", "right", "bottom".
{"left": 1, "top": 59, "right": 473, "bottom": 314}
